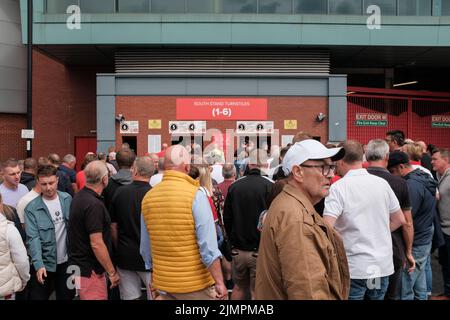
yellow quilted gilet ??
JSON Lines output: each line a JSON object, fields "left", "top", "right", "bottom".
{"left": 141, "top": 170, "right": 215, "bottom": 293}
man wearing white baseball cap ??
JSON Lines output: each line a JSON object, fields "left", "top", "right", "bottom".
{"left": 255, "top": 139, "right": 350, "bottom": 300}
{"left": 323, "top": 140, "right": 407, "bottom": 300}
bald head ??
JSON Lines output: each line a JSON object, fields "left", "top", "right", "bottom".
{"left": 164, "top": 145, "right": 191, "bottom": 173}
{"left": 85, "top": 160, "right": 108, "bottom": 186}
{"left": 48, "top": 153, "right": 61, "bottom": 166}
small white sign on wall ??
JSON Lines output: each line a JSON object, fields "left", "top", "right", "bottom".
{"left": 282, "top": 135, "right": 294, "bottom": 147}
{"left": 120, "top": 121, "right": 139, "bottom": 134}
{"left": 148, "top": 135, "right": 161, "bottom": 154}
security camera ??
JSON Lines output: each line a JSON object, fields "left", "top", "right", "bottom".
{"left": 316, "top": 113, "right": 327, "bottom": 122}
{"left": 115, "top": 114, "right": 125, "bottom": 123}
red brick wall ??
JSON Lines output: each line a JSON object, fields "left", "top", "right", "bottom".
{"left": 32, "top": 50, "right": 111, "bottom": 158}
{"left": 116, "top": 96, "right": 328, "bottom": 155}
{"left": 0, "top": 113, "right": 27, "bottom": 161}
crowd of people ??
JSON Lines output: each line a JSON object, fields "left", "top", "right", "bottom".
{"left": 0, "top": 129, "right": 449, "bottom": 301}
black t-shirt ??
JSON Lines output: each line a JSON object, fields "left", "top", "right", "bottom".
{"left": 109, "top": 181, "right": 151, "bottom": 271}
{"left": 68, "top": 187, "right": 112, "bottom": 277}
{"left": 368, "top": 166, "right": 412, "bottom": 266}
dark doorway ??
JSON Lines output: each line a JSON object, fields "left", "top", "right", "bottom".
{"left": 122, "top": 136, "right": 137, "bottom": 154}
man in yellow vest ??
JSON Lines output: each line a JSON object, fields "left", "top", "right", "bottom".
{"left": 141, "top": 145, "right": 228, "bottom": 300}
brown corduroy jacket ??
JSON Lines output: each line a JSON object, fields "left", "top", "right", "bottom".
{"left": 255, "top": 184, "right": 350, "bottom": 300}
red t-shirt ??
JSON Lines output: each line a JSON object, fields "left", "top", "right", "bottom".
{"left": 76, "top": 170, "right": 86, "bottom": 190}
{"left": 330, "top": 175, "right": 341, "bottom": 185}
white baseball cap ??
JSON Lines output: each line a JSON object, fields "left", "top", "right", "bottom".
{"left": 281, "top": 139, "right": 345, "bottom": 175}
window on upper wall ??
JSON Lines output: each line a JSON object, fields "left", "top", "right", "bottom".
{"left": 442, "top": 0, "right": 450, "bottom": 15}
{"left": 329, "top": 0, "right": 362, "bottom": 14}
{"left": 151, "top": 0, "right": 186, "bottom": 13}
{"left": 295, "top": 0, "right": 327, "bottom": 14}
{"left": 398, "top": 0, "right": 431, "bottom": 15}
{"left": 259, "top": 0, "right": 293, "bottom": 13}
{"left": 223, "top": 0, "right": 257, "bottom": 13}
{"left": 118, "top": 0, "right": 150, "bottom": 13}
{"left": 187, "top": 0, "right": 215, "bottom": 13}
{"left": 79, "top": 0, "right": 115, "bottom": 13}
{"left": 46, "top": 0, "right": 79, "bottom": 14}
{"left": 363, "top": 0, "right": 396, "bottom": 15}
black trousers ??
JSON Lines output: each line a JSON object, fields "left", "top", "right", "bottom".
{"left": 28, "top": 262, "right": 75, "bottom": 300}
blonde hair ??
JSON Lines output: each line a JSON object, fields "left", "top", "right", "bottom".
{"left": 197, "top": 165, "right": 213, "bottom": 195}
{"left": 404, "top": 143, "right": 423, "bottom": 162}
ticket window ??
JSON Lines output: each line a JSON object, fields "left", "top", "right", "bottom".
{"left": 171, "top": 135, "right": 204, "bottom": 155}
{"left": 237, "top": 135, "right": 272, "bottom": 155}
{"left": 122, "top": 136, "right": 137, "bottom": 154}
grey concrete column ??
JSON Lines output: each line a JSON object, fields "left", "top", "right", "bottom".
{"left": 97, "top": 75, "right": 116, "bottom": 153}
{"left": 328, "top": 76, "right": 347, "bottom": 143}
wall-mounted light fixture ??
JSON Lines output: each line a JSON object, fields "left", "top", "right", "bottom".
{"left": 316, "top": 113, "right": 327, "bottom": 122}
{"left": 115, "top": 114, "right": 125, "bottom": 123}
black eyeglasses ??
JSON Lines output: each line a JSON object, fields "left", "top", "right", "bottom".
{"left": 300, "top": 164, "right": 337, "bottom": 176}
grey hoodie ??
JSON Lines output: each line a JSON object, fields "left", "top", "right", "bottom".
{"left": 102, "top": 169, "right": 133, "bottom": 210}
{"left": 438, "top": 168, "right": 450, "bottom": 236}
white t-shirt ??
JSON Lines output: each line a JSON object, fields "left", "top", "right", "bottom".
{"left": 0, "top": 183, "right": 29, "bottom": 209}
{"left": 324, "top": 169, "right": 400, "bottom": 279}
{"left": 149, "top": 173, "right": 163, "bottom": 187}
{"left": 412, "top": 164, "right": 433, "bottom": 178}
{"left": 43, "top": 197, "right": 68, "bottom": 264}
{"left": 16, "top": 189, "right": 40, "bottom": 224}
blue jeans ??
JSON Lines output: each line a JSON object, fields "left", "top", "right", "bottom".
{"left": 439, "top": 233, "right": 450, "bottom": 296}
{"left": 349, "top": 277, "right": 389, "bottom": 300}
{"left": 401, "top": 243, "right": 432, "bottom": 300}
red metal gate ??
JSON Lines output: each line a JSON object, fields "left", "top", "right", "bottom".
{"left": 347, "top": 87, "right": 450, "bottom": 148}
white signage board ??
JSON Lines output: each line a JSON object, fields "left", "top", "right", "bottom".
{"left": 120, "top": 121, "right": 139, "bottom": 134}
{"left": 148, "top": 135, "right": 162, "bottom": 153}
{"left": 236, "top": 121, "right": 274, "bottom": 134}
{"left": 169, "top": 121, "right": 206, "bottom": 134}
{"left": 282, "top": 135, "right": 294, "bottom": 147}
{"left": 21, "top": 129, "right": 35, "bottom": 139}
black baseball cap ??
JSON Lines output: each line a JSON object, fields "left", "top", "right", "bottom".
{"left": 387, "top": 151, "right": 410, "bottom": 169}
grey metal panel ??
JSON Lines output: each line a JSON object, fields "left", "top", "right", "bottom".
{"left": 0, "top": 1, "right": 21, "bottom": 25}
{"left": 328, "top": 96, "right": 347, "bottom": 143}
{"left": 329, "top": 76, "right": 347, "bottom": 97}
{"left": 97, "top": 141, "right": 116, "bottom": 154}
{"left": 0, "top": 89, "right": 26, "bottom": 113}
{"left": 97, "top": 75, "right": 116, "bottom": 96}
{"left": 186, "top": 78, "right": 258, "bottom": 96}
{"left": 0, "top": 21, "right": 23, "bottom": 46}
{"left": 116, "top": 78, "right": 187, "bottom": 96}
{"left": 0, "top": 0, "right": 26, "bottom": 114}
{"left": 96, "top": 96, "right": 115, "bottom": 142}
{"left": 257, "top": 78, "right": 328, "bottom": 96}
{"left": 0, "top": 43, "right": 27, "bottom": 69}
{"left": 0, "top": 66, "right": 26, "bottom": 90}
{"left": 114, "top": 76, "right": 333, "bottom": 96}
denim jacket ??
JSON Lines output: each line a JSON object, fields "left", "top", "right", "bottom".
{"left": 24, "top": 191, "right": 72, "bottom": 272}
